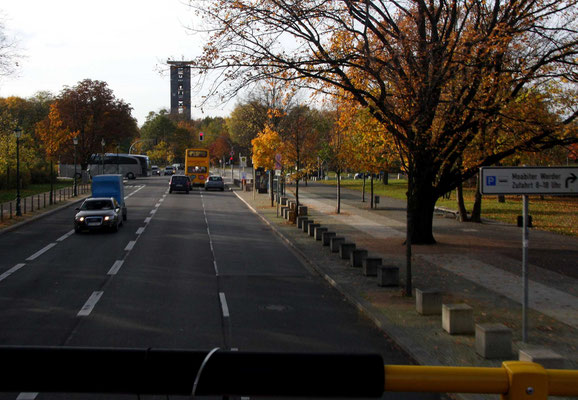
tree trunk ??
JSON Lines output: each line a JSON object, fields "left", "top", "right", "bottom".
{"left": 406, "top": 167, "right": 437, "bottom": 244}
{"left": 470, "top": 178, "right": 483, "bottom": 222}
{"left": 295, "top": 178, "right": 300, "bottom": 213}
{"left": 336, "top": 171, "right": 341, "bottom": 214}
{"left": 362, "top": 175, "right": 366, "bottom": 202}
{"left": 370, "top": 174, "right": 374, "bottom": 209}
{"left": 383, "top": 171, "right": 389, "bottom": 185}
{"left": 456, "top": 180, "right": 469, "bottom": 222}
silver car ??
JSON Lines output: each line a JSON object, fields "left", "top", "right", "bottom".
{"left": 74, "top": 197, "right": 122, "bottom": 233}
{"left": 205, "top": 175, "right": 225, "bottom": 191}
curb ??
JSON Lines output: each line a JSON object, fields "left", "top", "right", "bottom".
{"left": 0, "top": 196, "right": 88, "bottom": 237}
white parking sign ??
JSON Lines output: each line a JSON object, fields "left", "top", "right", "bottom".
{"left": 480, "top": 167, "right": 577, "bottom": 195}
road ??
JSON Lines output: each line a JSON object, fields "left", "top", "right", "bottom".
{"left": 0, "top": 176, "right": 438, "bottom": 400}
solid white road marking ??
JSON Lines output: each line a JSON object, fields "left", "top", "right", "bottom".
{"left": 78, "top": 291, "right": 103, "bottom": 316}
{"left": 125, "top": 241, "right": 136, "bottom": 251}
{"left": 219, "top": 292, "right": 230, "bottom": 318}
{"left": 16, "top": 393, "right": 38, "bottom": 400}
{"left": 26, "top": 243, "right": 57, "bottom": 261}
{"left": 0, "top": 263, "right": 25, "bottom": 283}
{"left": 136, "top": 227, "right": 145, "bottom": 235}
{"left": 107, "top": 260, "right": 124, "bottom": 275}
{"left": 56, "top": 230, "right": 75, "bottom": 242}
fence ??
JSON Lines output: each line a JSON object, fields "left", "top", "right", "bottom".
{"left": 0, "top": 184, "right": 90, "bottom": 223}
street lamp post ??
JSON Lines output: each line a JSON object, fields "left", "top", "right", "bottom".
{"left": 101, "top": 138, "right": 105, "bottom": 175}
{"left": 73, "top": 137, "right": 78, "bottom": 196}
{"left": 14, "top": 128, "right": 22, "bottom": 216}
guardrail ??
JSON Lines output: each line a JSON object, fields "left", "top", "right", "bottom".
{"left": 0, "top": 347, "right": 576, "bottom": 399}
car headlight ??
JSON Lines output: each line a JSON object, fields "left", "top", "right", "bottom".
{"left": 104, "top": 216, "right": 111, "bottom": 221}
{"left": 77, "top": 216, "right": 85, "bottom": 222}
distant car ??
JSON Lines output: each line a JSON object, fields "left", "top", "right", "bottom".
{"left": 151, "top": 165, "right": 160, "bottom": 176}
{"left": 164, "top": 166, "right": 176, "bottom": 176}
{"left": 169, "top": 174, "right": 191, "bottom": 194}
{"left": 74, "top": 197, "right": 122, "bottom": 233}
{"left": 354, "top": 173, "right": 365, "bottom": 179}
{"left": 205, "top": 175, "right": 225, "bottom": 191}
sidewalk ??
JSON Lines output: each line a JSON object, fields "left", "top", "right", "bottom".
{"left": 231, "top": 181, "right": 577, "bottom": 399}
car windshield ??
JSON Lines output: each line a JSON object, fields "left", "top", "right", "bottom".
{"left": 172, "top": 176, "right": 188, "bottom": 182}
{"left": 209, "top": 176, "right": 222, "bottom": 181}
{"left": 81, "top": 200, "right": 114, "bottom": 210}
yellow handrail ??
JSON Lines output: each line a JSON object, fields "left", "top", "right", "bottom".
{"left": 385, "top": 362, "right": 578, "bottom": 400}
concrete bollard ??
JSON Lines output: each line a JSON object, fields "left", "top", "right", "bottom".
{"left": 288, "top": 201, "right": 296, "bottom": 211}
{"left": 350, "top": 249, "right": 368, "bottom": 267}
{"left": 377, "top": 265, "right": 399, "bottom": 287}
{"left": 339, "top": 243, "right": 356, "bottom": 260}
{"left": 308, "top": 223, "right": 321, "bottom": 237}
{"left": 296, "top": 216, "right": 309, "bottom": 229}
{"left": 302, "top": 219, "right": 314, "bottom": 233}
{"left": 288, "top": 210, "right": 296, "bottom": 223}
{"left": 281, "top": 197, "right": 288, "bottom": 206}
{"left": 518, "top": 348, "right": 565, "bottom": 369}
{"left": 314, "top": 226, "right": 328, "bottom": 240}
{"left": 298, "top": 206, "right": 308, "bottom": 216}
{"left": 415, "top": 289, "right": 442, "bottom": 315}
{"left": 475, "top": 323, "right": 512, "bottom": 359}
{"left": 442, "top": 303, "right": 474, "bottom": 335}
{"left": 322, "top": 232, "right": 336, "bottom": 246}
{"left": 330, "top": 237, "right": 345, "bottom": 252}
{"left": 363, "top": 257, "right": 381, "bottom": 276}
{"left": 281, "top": 206, "right": 289, "bottom": 218}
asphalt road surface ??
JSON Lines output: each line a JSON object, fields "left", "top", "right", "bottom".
{"left": 0, "top": 176, "right": 439, "bottom": 400}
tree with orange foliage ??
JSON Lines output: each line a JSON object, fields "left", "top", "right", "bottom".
{"left": 37, "top": 79, "right": 138, "bottom": 169}
{"left": 189, "top": 0, "right": 578, "bottom": 244}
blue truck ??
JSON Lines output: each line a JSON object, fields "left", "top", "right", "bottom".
{"left": 91, "top": 174, "right": 127, "bottom": 221}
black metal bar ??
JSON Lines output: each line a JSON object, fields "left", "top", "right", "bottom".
{"left": 0, "top": 346, "right": 384, "bottom": 397}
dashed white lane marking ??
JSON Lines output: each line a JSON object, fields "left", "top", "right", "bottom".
{"left": 136, "top": 227, "right": 145, "bottom": 235}
{"left": 0, "top": 263, "right": 25, "bottom": 283}
{"left": 107, "top": 260, "right": 124, "bottom": 275}
{"left": 219, "top": 292, "right": 230, "bottom": 318}
{"left": 78, "top": 291, "right": 103, "bottom": 316}
{"left": 16, "top": 393, "right": 38, "bottom": 399}
{"left": 144, "top": 217, "right": 152, "bottom": 224}
{"left": 26, "top": 243, "right": 57, "bottom": 261}
{"left": 150, "top": 209, "right": 157, "bottom": 215}
{"left": 124, "top": 241, "right": 136, "bottom": 251}
{"left": 56, "top": 230, "right": 75, "bottom": 242}
{"left": 159, "top": 198, "right": 164, "bottom": 202}
{"left": 155, "top": 203, "right": 161, "bottom": 207}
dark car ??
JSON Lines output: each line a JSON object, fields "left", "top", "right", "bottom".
{"left": 74, "top": 197, "right": 122, "bottom": 233}
{"left": 205, "top": 175, "right": 225, "bottom": 191}
{"left": 169, "top": 175, "right": 191, "bottom": 194}
{"left": 151, "top": 165, "right": 160, "bottom": 176}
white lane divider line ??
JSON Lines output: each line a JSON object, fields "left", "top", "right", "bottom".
{"left": 107, "top": 260, "right": 124, "bottom": 275}
{"left": 159, "top": 198, "right": 164, "bottom": 202}
{"left": 16, "top": 393, "right": 38, "bottom": 400}
{"left": 124, "top": 185, "right": 145, "bottom": 200}
{"left": 136, "top": 227, "right": 145, "bottom": 235}
{"left": 150, "top": 209, "right": 157, "bottom": 215}
{"left": 0, "top": 263, "right": 26, "bottom": 283}
{"left": 125, "top": 241, "right": 136, "bottom": 251}
{"left": 155, "top": 203, "right": 161, "bottom": 208}
{"left": 56, "top": 230, "right": 75, "bottom": 242}
{"left": 78, "top": 291, "right": 103, "bottom": 316}
{"left": 144, "top": 217, "right": 152, "bottom": 224}
{"left": 219, "top": 292, "right": 230, "bottom": 318}
{"left": 26, "top": 243, "right": 57, "bottom": 261}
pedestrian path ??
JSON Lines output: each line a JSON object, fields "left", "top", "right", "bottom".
{"left": 296, "top": 189, "right": 578, "bottom": 328}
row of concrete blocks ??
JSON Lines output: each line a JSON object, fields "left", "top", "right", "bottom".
{"left": 416, "top": 289, "right": 565, "bottom": 367}
{"left": 293, "top": 215, "right": 399, "bottom": 287}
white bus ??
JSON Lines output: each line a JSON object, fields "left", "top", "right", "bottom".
{"left": 87, "top": 154, "right": 142, "bottom": 180}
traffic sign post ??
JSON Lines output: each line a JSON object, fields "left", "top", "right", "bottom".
{"left": 480, "top": 166, "right": 577, "bottom": 342}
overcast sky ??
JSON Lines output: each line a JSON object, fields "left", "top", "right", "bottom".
{"left": 0, "top": 0, "right": 233, "bottom": 126}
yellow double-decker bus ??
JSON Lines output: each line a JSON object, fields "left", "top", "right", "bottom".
{"left": 185, "top": 148, "right": 210, "bottom": 187}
